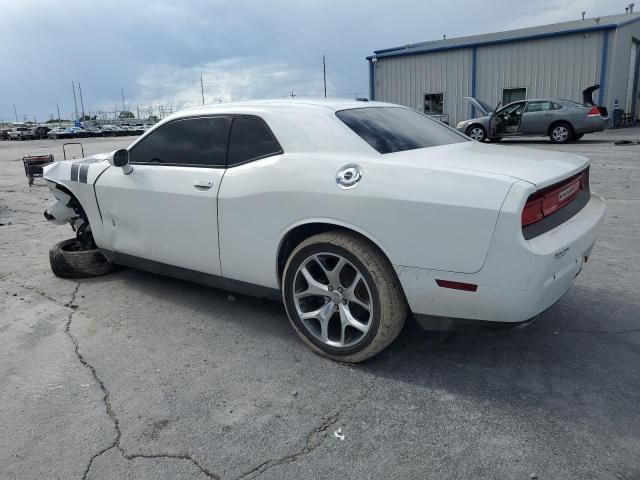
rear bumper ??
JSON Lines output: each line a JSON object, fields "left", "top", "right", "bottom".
{"left": 575, "top": 116, "right": 608, "bottom": 134}
{"left": 396, "top": 189, "right": 605, "bottom": 324}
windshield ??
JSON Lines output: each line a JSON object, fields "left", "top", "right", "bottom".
{"left": 336, "top": 107, "right": 467, "bottom": 154}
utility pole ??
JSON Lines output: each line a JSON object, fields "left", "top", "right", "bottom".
{"left": 121, "top": 88, "right": 126, "bottom": 113}
{"left": 78, "top": 83, "right": 86, "bottom": 120}
{"left": 72, "top": 81, "right": 79, "bottom": 120}
{"left": 200, "top": 74, "right": 205, "bottom": 105}
{"left": 13, "top": 104, "right": 18, "bottom": 123}
{"left": 56, "top": 103, "right": 62, "bottom": 126}
{"left": 323, "top": 55, "right": 327, "bottom": 98}
{"left": 137, "top": 105, "right": 140, "bottom": 120}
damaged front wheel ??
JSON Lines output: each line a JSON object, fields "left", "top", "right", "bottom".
{"left": 49, "top": 238, "right": 115, "bottom": 279}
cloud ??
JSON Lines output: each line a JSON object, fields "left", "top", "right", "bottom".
{"left": 0, "top": 0, "right": 624, "bottom": 121}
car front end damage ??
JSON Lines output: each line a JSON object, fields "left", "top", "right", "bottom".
{"left": 42, "top": 155, "right": 111, "bottom": 249}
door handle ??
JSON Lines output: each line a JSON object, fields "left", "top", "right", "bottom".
{"left": 193, "top": 180, "right": 213, "bottom": 189}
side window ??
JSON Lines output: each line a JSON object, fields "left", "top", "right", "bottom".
{"left": 227, "top": 116, "right": 282, "bottom": 166}
{"left": 525, "top": 101, "right": 553, "bottom": 113}
{"left": 129, "top": 116, "right": 231, "bottom": 167}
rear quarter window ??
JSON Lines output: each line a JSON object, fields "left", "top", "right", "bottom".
{"left": 227, "top": 116, "right": 283, "bottom": 166}
{"left": 336, "top": 107, "right": 467, "bottom": 154}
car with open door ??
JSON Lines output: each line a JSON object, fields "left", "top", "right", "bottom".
{"left": 457, "top": 85, "right": 609, "bottom": 143}
{"left": 42, "top": 99, "right": 605, "bottom": 362}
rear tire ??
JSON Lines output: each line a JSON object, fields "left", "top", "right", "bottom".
{"left": 282, "top": 231, "right": 407, "bottom": 363}
{"left": 49, "top": 238, "right": 115, "bottom": 279}
{"left": 549, "top": 122, "right": 573, "bottom": 144}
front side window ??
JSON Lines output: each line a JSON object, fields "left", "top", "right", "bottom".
{"left": 227, "top": 116, "right": 282, "bottom": 166}
{"left": 498, "top": 102, "right": 526, "bottom": 116}
{"left": 336, "top": 107, "right": 467, "bottom": 155}
{"left": 423, "top": 93, "right": 444, "bottom": 115}
{"left": 129, "top": 116, "right": 231, "bottom": 167}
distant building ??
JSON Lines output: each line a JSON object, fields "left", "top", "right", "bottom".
{"left": 367, "top": 11, "right": 640, "bottom": 125}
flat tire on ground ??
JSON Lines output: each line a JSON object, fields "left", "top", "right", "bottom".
{"left": 49, "top": 238, "right": 115, "bottom": 279}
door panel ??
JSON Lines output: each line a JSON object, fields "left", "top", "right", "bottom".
{"left": 95, "top": 165, "right": 225, "bottom": 275}
{"left": 520, "top": 101, "right": 556, "bottom": 135}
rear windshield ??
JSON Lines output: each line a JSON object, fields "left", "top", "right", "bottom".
{"left": 336, "top": 107, "right": 467, "bottom": 154}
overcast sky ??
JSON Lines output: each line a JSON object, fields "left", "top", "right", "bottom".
{"left": 0, "top": 0, "right": 622, "bottom": 122}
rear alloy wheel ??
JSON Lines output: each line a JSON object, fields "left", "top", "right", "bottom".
{"left": 283, "top": 232, "right": 407, "bottom": 363}
{"left": 550, "top": 123, "right": 573, "bottom": 144}
{"left": 466, "top": 125, "right": 487, "bottom": 142}
{"left": 49, "top": 238, "right": 115, "bottom": 279}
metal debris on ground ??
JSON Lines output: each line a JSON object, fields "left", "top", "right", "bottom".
{"left": 334, "top": 427, "right": 345, "bottom": 441}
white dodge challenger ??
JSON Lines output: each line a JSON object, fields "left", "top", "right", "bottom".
{"left": 43, "top": 99, "right": 605, "bottom": 362}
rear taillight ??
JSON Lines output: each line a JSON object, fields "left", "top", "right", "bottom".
{"left": 521, "top": 196, "right": 544, "bottom": 226}
{"left": 521, "top": 170, "right": 586, "bottom": 228}
{"left": 587, "top": 106, "right": 600, "bottom": 117}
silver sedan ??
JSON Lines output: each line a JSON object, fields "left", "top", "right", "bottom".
{"left": 456, "top": 86, "right": 608, "bottom": 144}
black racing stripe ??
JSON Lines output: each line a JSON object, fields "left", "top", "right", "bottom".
{"left": 79, "top": 164, "right": 89, "bottom": 183}
{"left": 70, "top": 163, "right": 80, "bottom": 182}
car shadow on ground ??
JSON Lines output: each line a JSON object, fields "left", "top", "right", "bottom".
{"left": 91, "top": 267, "right": 638, "bottom": 409}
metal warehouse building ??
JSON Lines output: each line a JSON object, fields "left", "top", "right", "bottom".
{"left": 367, "top": 11, "right": 640, "bottom": 126}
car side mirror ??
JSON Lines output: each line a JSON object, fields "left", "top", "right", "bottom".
{"left": 110, "top": 149, "right": 132, "bottom": 175}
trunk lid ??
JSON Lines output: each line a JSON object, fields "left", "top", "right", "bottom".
{"left": 381, "top": 141, "right": 589, "bottom": 189}
{"left": 582, "top": 84, "right": 600, "bottom": 106}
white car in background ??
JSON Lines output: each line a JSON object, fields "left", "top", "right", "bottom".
{"left": 42, "top": 99, "right": 605, "bottom": 362}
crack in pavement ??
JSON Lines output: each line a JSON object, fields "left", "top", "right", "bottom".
{"left": 234, "top": 381, "right": 377, "bottom": 480}
{"left": 9, "top": 276, "right": 378, "bottom": 480}
{"left": 62, "top": 284, "right": 221, "bottom": 480}
{"left": 9, "top": 278, "right": 220, "bottom": 480}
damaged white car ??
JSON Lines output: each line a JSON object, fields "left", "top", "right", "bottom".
{"left": 43, "top": 99, "right": 605, "bottom": 362}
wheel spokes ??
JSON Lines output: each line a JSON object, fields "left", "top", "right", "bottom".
{"left": 314, "top": 255, "right": 346, "bottom": 288}
{"left": 341, "top": 273, "right": 371, "bottom": 312}
{"left": 296, "top": 265, "right": 330, "bottom": 299}
{"left": 300, "top": 302, "right": 334, "bottom": 342}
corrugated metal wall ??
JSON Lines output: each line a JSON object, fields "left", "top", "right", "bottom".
{"left": 374, "top": 31, "right": 606, "bottom": 125}
{"left": 475, "top": 32, "right": 604, "bottom": 109}
{"left": 374, "top": 48, "right": 472, "bottom": 125}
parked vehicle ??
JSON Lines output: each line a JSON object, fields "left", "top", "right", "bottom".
{"left": 42, "top": 100, "right": 605, "bottom": 362}
{"left": 83, "top": 126, "right": 103, "bottom": 137}
{"left": 101, "top": 125, "right": 124, "bottom": 136}
{"left": 8, "top": 127, "right": 36, "bottom": 140}
{"left": 47, "top": 127, "right": 72, "bottom": 139}
{"left": 0, "top": 129, "right": 10, "bottom": 140}
{"left": 67, "top": 126, "right": 87, "bottom": 138}
{"left": 456, "top": 85, "right": 609, "bottom": 143}
{"left": 34, "top": 126, "right": 51, "bottom": 139}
